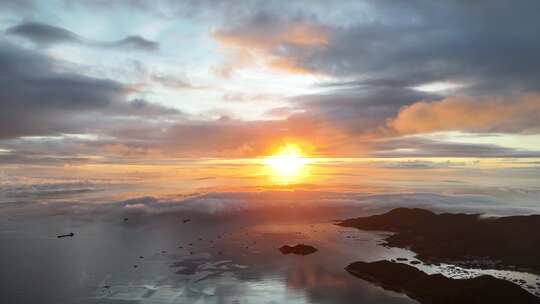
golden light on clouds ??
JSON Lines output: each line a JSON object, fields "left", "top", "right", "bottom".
{"left": 212, "top": 20, "right": 328, "bottom": 76}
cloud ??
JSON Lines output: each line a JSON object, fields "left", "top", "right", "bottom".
{"left": 211, "top": 1, "right": 540, "bottom": 93}
{"left": 290, "top": 86, "right": 439, "bottom": 138}
{"left": 4, "top": 45, "right": 536, "bottom": 160}
{"left": 0, "top": 41, "right": 122, "bottom": 138}
{"left": 213, "top": 11, "right": 329, "bottom": 74}
{"left": 1, "top": 37, "right": 538, "bottom": 160}
{"left": 150, "top": 74, "right": 201, "bottom": 90}
{"left": 108, "top": 35, "right": 159, "bottom": 52}
{"left": 222, "top": 92, "right": 280, "bottom": 103}
{"left": 0, "top": 40, "right": 179, "bottom": 140}
{"left": 6, "top": 22, "right": 159, "bottom": 52}
{"left": 0, "top": 0, "right": 34, "bottom": 11}
{"left": 0, "top": 40, "right": 334, "bottom": 158}
{"left": 371, "top": 136, "right": 540, "bottom": 158}
{"left": 6, "top": 189, "right": 540, "bottom": 220}
{"left": 388, "top": 94, "right": 540, "bottom": 135}
{"left": 6, "top": 21, "right": 78, "bottom": 45}
{"left": 157, "top": 116, "right": 331, "bottom": 157}
{"left": 214, "top": 11, "right": 328, "bottom": 48}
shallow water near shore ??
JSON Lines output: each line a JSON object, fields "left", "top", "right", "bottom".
{"left": 1, "top": 206, "right": 418, "bottom": 304}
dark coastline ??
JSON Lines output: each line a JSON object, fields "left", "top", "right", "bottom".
{"left": 338, "top": 208, "right": 540, "bottom": 274}
{"left": 345, "top": 261, "right": 540, "bottom": 304}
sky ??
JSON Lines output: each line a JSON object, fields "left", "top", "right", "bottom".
{"left": 1, "top": 0, "right": 540, "bottom": 166}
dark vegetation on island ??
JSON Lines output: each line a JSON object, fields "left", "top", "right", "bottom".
{"left": 279, "top": 244, "right": 318, "bottom": 255}
{"left": 346, "top": 261, "right": 540, "bottom": 304}
{"left": 338, "top": 208, "right": 540, "bottom": 273}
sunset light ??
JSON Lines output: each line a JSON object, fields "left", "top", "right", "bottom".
{"left": 264, "top": 144, "right": 310, "bottom": 183}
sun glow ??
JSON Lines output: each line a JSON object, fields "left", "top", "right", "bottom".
{"left": 264, "top": 144, "right": 310, "bottom": 183}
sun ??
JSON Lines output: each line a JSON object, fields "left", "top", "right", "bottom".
{"left": 264, "top": 144, "right": 310, "bottom": 183}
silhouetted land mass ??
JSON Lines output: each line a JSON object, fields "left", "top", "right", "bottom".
{"left": 338, "top": 208, "right": 540, "bottom": 273}
{"left": 346, "top": 261, "right": 540, "bottom": 303}
{"left": 279, "top": 244, "right": 318, "bottom": 255}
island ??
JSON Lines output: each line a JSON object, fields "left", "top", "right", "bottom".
{"left": 279, "top": 244, "right": 318, "bottom": 255}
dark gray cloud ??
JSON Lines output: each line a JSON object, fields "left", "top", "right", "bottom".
{"left": 371, "top": 137, "right": 540, "bottom": 158}
{"left": 290, "top": 86, "right": 439, "bottom": 136}
{"left": 107, "top": 35, "right": 159, "bottom": 52}
{"left": 150, "top": 74, "right": 198, "bottom": 90}
{"left": 0, "top": 41, "right": 122, "bottom": 138}
{"left": 0, "top": 41, "right": 179, "bottom": 139}
{"left": 210, "top": 0, "right": 540, "bottom": 142}
{"left": 215, "top": 1, "right": 540, "bottom": 93}
{"left": 6, "top": 22, "right": 79, "bottom": 45}
{"left": 6, "top": 22, "right": 159, "bottom": 52}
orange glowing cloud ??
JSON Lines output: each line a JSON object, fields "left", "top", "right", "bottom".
{"left": 213, "top": 22, "right": 328, "bottom": 49}
{"left": 212, "top": 17, "right": 328, "bottom": 75}
{"left": 388, "top": 93, "right": 540, "bottom": 134}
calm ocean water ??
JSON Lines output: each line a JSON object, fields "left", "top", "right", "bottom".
{"left": 1, "top": 162, "right": 539, "bottom": 303}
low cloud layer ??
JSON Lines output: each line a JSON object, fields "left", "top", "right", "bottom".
{"left": 4, "top": 189, "right": 540, "bottom": 220}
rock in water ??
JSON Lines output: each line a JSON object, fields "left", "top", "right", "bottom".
{"left": 279, "top": 244, "right": 318, "bottom": 255}
{"left": 346, "top": 261, "right": 540, "bottom": 304}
